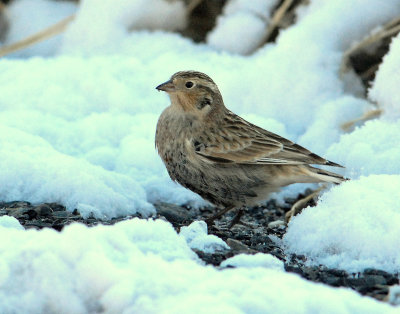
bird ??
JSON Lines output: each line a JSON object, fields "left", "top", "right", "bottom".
{"left": 155, "top": 71, "right": 346, "bottom": 227}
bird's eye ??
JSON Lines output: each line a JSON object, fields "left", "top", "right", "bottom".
{"left": 185, "top": 81, "right": 194, "bottom": 88}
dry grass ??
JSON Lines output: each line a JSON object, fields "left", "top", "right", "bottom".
{"left": 339, "top": 15, "right": 400, "bottom": 131}
{"left": 341, "top": 109, "right": 382, "bottom": 132}
{"left": 0, "top": 14, "right": 75, "bottom": 58}
{"left": 343, "top": 17, "right": 400, "bottom": 67}
{"left": 263, "top": 0, "right": 294, "bottom": 43}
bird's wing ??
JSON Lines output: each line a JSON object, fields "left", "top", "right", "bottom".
{"left": 194, "top": 111, "right": 342, "bottom": 167}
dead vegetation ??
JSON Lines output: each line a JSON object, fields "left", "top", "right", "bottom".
{"left": 0, "top": 14, "right": 74, "bottom": 57}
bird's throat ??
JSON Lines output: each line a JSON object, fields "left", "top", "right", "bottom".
{"left": 170, "top": 92, "right": 198, "bottom": 112}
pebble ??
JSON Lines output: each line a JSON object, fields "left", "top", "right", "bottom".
{"left": 268, "top": 220, "right": 285, "bottom": 228}
{"left": 155, "top": 202, "right": 195, "bottom": 225}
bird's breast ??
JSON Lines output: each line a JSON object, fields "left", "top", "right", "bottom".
{"left": 156, "top": 111, "right": 194, "bottom": 177}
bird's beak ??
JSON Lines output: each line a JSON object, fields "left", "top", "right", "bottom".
{"left": 156, "top": 80, "right": 175, "bottom": 92}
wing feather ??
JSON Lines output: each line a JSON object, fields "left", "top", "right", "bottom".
{"left": 194, "top": 111, "right": 342, "bottom": 167}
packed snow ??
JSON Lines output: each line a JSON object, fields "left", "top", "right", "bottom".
{"left": 0, "top": 0, "right": 400, "bottom": 311}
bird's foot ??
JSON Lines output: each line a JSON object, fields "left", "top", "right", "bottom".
{"left": 212, "top": 207, "right": 254, "bottom": 230}
{"left": 226, "top": 207, "right": 244, "bottom": 228}
{"left": 205, "top": 205, "right": 235, "bottom": 229}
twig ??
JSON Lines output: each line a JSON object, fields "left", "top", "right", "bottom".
{"left": 359, "top": 63, "right": 380, "bottom": 81}
{"left": 341, "top": 17, "right": 400, "bottom": 72}
{"left": 285, "top": 185, "right": 326, "bottom": 222}
{"left": 187, "top": 0, "right": 203, "bottom": 15}
{"left": 383, "top": 15, "right": 400, "bottom": 31}
{"left": 341, "top": 109, "right": 382, "bottom": 132}
{"left": 0, "top": 14, "right": 75, "bottom": 58}
{"left": 263, "top": 0, "right": 294, "bottom": 43}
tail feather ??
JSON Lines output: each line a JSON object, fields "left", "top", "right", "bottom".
{"left": 308, "top": 166, "right": 348, "bottom": 184}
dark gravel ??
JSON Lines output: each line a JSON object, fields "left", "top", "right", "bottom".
{"left": 0, "top": 195, "right": 398, "bottom": 303}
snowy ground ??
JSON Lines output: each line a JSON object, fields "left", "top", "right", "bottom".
{"left": 0, "top": 0, "right": 399, "bottom": 312}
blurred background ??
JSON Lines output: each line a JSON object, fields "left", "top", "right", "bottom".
{"left": 1, "top": 0, "right": 399, "bottom": 94}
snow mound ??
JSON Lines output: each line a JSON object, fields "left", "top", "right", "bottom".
{"left": 389, "top": 285, "right": 400, "bottom": 306}
{"left": 0, "top": 125, "right": 154, "bottom": 219}
{"left": 327, "top": 119, "right": 400, "bottom": 178}
{"left": 207, "top": 0, "right": 275, "bottom": 55}
{"left": 0, "top": 215, "right": 24, "bottom": 230}
{"left": 284, "top": 175, "right": 400, "bottom": 273}
{"left": 180, "top": 221, "right": 230, "bottom": 254}
{"left": 62, "top": 0, "right": 186, "bottom": 55}
{"left": 0, "top": 219, "right": 395, "bottom": 313}
{"left": 369, "top": 32, "right": 400, "bottom": 121}
{"left": 221, "top": 253, "right": 284, "bottom": 271}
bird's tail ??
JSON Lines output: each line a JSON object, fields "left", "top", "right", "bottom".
{"left": 306, "top": 166, "right": 348, "bottom": 184}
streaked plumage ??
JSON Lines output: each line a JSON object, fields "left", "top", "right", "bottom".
{"left": 155, "top": 71, "right": 345, "bottom": 223}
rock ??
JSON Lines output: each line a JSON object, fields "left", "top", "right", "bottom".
{"left": 327, "top": 269, "right": 348, "bottom": 277}
{"left": 5, "top": 201, "right": 31, "bottom": 209}
{"left": 284, "top": 264, "right": 304, "bottom": 276}
{"left": 46, "top": 203, "right": 66, "bottom": 212}
{"left": 8, "top": 207, "right": 31, "bottom": 219}
{"left": 226, "top": 238, "right": 257, "bottom": 254}
{"left": 364, "top": 268, "right": 399, "bottom": 284}
{"left": 155, "top": 202, "right": 194, "bottom": 225}
{"left": 344, "top": 277, "right": 367, "bottom": 288}
{"left": 363, "top": 275, "right": 387, "bottom": 287}
{"left": 33, "top": 204, "right": 53, "bottom": 217}
{"left": 319, "top": 273, "right": 344, "bottom": 287}
{"left": 268, "top": 220, "right": 285, "bottom": 228}
{"left": 24, "top": 221, "right": 53, "bottom": 229}
{"left": 52, "top": 211, "right": 71, "bottom": 219}
{"left": 194, "top": 249, "right": 232, "bottom": 266}
{"left": 303, "top": 266, "right": 321, "bottom": 281}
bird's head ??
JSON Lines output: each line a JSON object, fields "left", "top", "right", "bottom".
{"left": 156, "top": 71, "right": 225, "bottom": 118}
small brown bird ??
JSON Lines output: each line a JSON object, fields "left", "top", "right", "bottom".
{"left": 155, "top": 71, "right": 345, "bottom": 226}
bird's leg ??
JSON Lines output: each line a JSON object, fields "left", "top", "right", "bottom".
{"left": 205, "top": 205, "right": 235, "bottom": 227}
{"left": 285, "top": 185, "right": 326, "bottom": 222}
{"left": 227, "top": 206, "right": 245, "bottom": 229}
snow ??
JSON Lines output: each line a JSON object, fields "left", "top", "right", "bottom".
{"left": 284, "top": 175, "right": 400, "bottom": 273}
{"left": 389, "top": 285, "right": 400, "bottom": 306}
{"left": 62, "top": 0, "right": 186, "bottom": 55}
{"left": 0, "top": 215, "right": 24, "bottom": 230}
{"left": 207, "top": 12, "right": 268, "bottom": 55}
{"left": 0, "top": 217, "right": 396, "bottom": 314}
{"left": 220, "top": 253, "right": 284, "bottom": 271}
{"left": 0, "top": 0, "right": 400, "bottom": 310}
{"left": 326, "top": 119, "right": 400, "bottom": 178}
{"left": 206, "top": 0, "right": 280, "bottom": 55}
{"left": 0, "top": 123, "right": 154, "bottom": 219}
{"left": 369, "top": 32, "right": 400, "bottom": 120}
{"left": 179, "top": 221, "right": 230, "bottom": 253}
